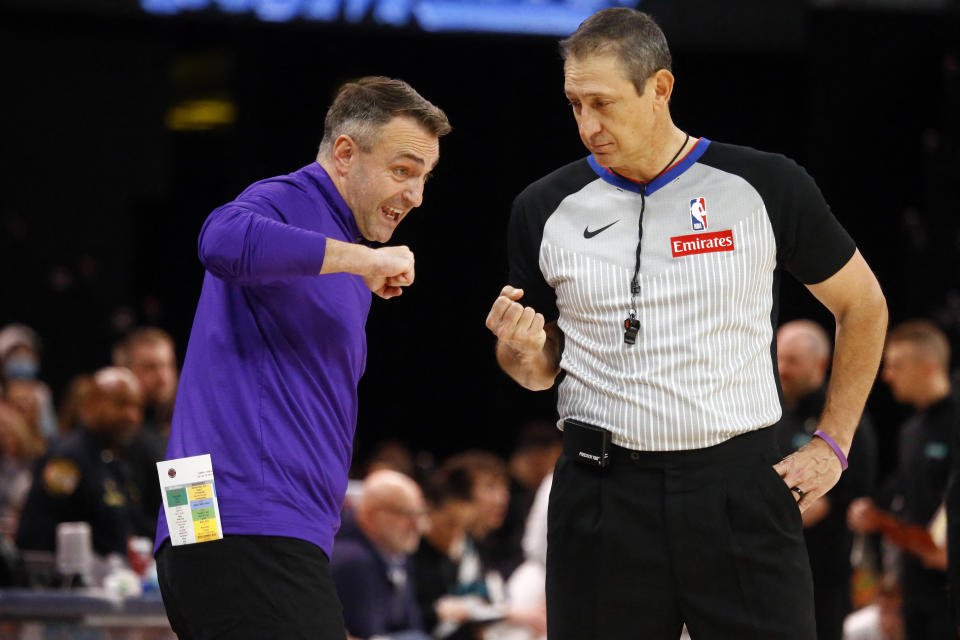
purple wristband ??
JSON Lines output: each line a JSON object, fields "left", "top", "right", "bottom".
{"left": 813, "top": 430, "right": 848, "bottom": 471}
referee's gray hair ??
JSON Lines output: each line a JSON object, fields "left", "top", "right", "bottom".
{"left": 560, "top": 8, "right": 672, "bottom": 97}
{"left": 317, "top": 76, "right": 451, "bottom": 157}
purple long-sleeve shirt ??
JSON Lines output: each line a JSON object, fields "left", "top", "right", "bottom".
{"left": 155, "top": 162, "right": 371, "bottom": 556}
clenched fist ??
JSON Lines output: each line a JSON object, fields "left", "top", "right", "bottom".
{"left": 485, "top": 285, "right": 546, "bottom": 358}
{"left": 363, "top": 245, "right": 415, "bottom": 299}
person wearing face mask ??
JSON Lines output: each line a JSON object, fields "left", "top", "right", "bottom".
{"left": 153, "top": 77, "right": 450, "bottom": 640}
{"left": 0, "top": 325, "right": 42, "bottom": 383}
{"left": 0, "top": 324, "right": 58, "bottom": 441}
{"left": 16, "top": 367, "right": 146, "bottom": 557}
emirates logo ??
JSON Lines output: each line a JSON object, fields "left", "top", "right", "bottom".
{"left": 670, "top": 229, "right": 735, "bottom": 258}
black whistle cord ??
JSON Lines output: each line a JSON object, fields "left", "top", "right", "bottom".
{"left": 625, "top": 133, "right": 690, "bottom": 344}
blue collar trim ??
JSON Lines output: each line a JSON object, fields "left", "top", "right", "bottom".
{"left": 587, "top": 138, "right": 711, "bottom": 196}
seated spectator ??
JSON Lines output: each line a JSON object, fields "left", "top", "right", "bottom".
{"left": 4, "top": 378, "right": 47, "bottom": 449}
{"left": 113, "top": 327, "right": 179, "bottom": 532}
{"left": 345, "top": 439, "right": 420, "bottom": 512}
{"left": 112, "top": 327, "right": 178, "bottom": 435}
{"left": 842, "top": 574, "right": 904, "bottom": 640}
{"left": 487, "top": 422, "right": 561, "bottom": 578}
{"left": 16, "top": 367, "right": 150, "bottom": 558}
{"left": 443, "top": 451, "right": 510, "bottom": 555}
{"left": 58, "top": 374, "right": 95, "bottom": 434}
{"left": 445, "top": 452, "right": 510, "bottom": 609}
{"left": 484, "top": 472, "right": 552, "bottom": 640}
{"left": 773, "top": 320, "right": 878, "bottom": 640}
{"left": 848, "top": 320, "right": 955, "bottom": 639}
{"left": 0, "top": 400, "right": 42, "bottom": 586}
{"left": 0, "top": 323, "right": 57, "bottom": 440}
{"left": 366, "top": 439, "right": 418, "bottom": 479}
{"left": 331, "top": 470, "right": 430, "bottom": 640}
{"left": 414, "top": 466, "right": 481, "bottom": 640}
{"left": 0, "top": 400, "right": 44, "bottom": 586}
{"left": 0, "top": 401, "right": 43, "bottom": 539}
{"left": 415, "top": 457, "right": 546, "bottom": 640}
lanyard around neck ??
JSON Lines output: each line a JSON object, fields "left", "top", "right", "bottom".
{"left": 624, "top": 133, "right": 690, "bottom": 345}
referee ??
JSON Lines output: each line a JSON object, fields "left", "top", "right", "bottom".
{"left": 484, "top": 9, "right": 887, "bottom": 640}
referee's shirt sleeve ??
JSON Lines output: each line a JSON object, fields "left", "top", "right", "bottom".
{"left": 775, "top": 159, "right": 856, "bottom": 284}
{"left": 506, "top": 193, "right": 559, "bottom": 322}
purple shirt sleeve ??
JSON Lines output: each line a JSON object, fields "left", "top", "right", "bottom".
{"left": 156, "top": 163, "right": 368, "bottom": 558}
{"left": 198, "top": 197, "right": 329, "bottom": 285}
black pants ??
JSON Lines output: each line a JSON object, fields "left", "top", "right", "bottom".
{"left": 812, "top": 581, "right": 847, "bottom": 640}
{"left": 546, "top": 427, "right": 816, "bottom": 640}
{"left": 903, "top": 591, "right": 954, "bottom": 640}
{"left": 156, "top": 535, "right": 346, "bottom": 640}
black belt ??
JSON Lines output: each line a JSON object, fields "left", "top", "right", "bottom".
{"left": 563, "top": 420, "right": 780, "bottom": 470}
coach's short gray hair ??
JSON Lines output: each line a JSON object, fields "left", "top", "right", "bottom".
{"left": 317, "top": 76, "right": 450, "bottom": 156}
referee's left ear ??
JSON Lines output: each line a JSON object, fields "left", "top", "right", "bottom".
{"left": 651, "top": 69, "right": 675, "bottom": 110}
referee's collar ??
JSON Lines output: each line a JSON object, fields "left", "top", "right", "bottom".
{"left": 587, "top": 137, "right": 711, "bottom": 196}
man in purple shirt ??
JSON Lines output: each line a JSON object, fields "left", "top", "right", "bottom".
{"left": 155, "top": 77, "right": 450, "bottom": 640}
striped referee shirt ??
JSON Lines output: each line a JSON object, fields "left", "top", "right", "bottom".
{"left": 508, "top": 138, "right": 856, "bottom": 451}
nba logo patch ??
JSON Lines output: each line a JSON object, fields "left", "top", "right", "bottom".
{"left": 690, "top": 198, "right": 707, "bottom": 231}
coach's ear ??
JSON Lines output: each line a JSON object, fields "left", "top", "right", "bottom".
{"left": 331, "top": 135, "right": 358, "bottom": 176}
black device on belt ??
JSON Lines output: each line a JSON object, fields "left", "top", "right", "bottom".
{"left": 563, "top": 418, "right": 612, "bottom": 468}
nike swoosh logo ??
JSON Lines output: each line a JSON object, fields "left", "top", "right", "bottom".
{"left": 583, "top": 219, "right": 620, "bottom": 239}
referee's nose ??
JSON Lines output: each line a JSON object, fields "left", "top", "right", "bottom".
{"left": 577, "top": 108, "right": 603, "bottom": 142}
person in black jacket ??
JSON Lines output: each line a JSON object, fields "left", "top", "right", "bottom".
{"left": 850, "top": 320, "right": 956, "bottom": 640}
{"left": 412, "top": 466, "right": 478, "bottom": 637}
{"left": 947, "top": 382, "right": 960, "bottom": 638}
{"left": 113, "top": 328, "right": 179, "bottom": 535}
{"left": 16, "top": 367, "right": 146, "bottom": 558}
{"left": 774, "top": 320, "right": 878, "bottom": 640}
{"left": 331, "top": 470, "right": 430, "bottom": 640}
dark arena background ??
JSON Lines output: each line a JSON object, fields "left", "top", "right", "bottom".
{"left": 2, "top": 0, "right": 959, "bottom": 478}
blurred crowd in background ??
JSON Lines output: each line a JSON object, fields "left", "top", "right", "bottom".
{"left": 1, "top": 3, "right": 959, "bottom": 639}
{"left": 0, "top": 313, "right": 957, "bottom": 640}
